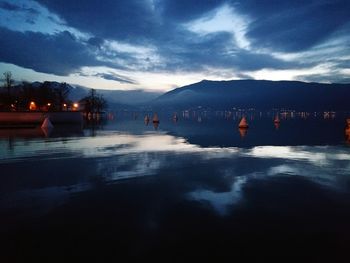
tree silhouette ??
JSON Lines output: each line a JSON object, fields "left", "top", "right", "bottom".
{"left": 80, "top": 89, "right": 107, "bottom": 114}
{"left": 0, "top": 74, "right": 77, "bottom": 112}
{"left": 3, "top": 71, "right": 14, "bottom": 97}
{"left": 55, "top": 82, "right": 70, "bottom": 111}
{"left": 1, "top": 71, "right": 14, "bottom": 110}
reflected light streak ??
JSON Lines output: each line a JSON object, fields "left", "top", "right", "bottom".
{"left": 1, "top": 133, "right": 350, "bottom": 165}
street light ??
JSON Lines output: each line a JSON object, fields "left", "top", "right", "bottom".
{"left": 73, "top": 103, "right": 79, "bottom": 111}
{"left": 29, "top": 101, "right": 37, "bottom": 111}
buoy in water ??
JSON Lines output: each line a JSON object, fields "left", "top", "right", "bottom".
{"left": 41, "top": 117, "right": 54, "bottom": 129}
{"left": 274, "top": 115, "right": 280, "bottom": 124}
{"left": 173, "top": 113, "right": 178, "bottom": 122}
{"left": 144, "top": 115, "right": 150, "bottom": 125}
{"left": 238, "top": 116, "right": 249, "bottom": 129}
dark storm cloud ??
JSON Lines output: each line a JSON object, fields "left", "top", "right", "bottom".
{"left": 0, "top": 27, "right": 100, "bottom": 75}
{"left": 35, "top": 0, "right": 227, "bottom": 41}
{"left": 160, "top": 0, "right": 225, "bottom": 22}
{"left": 87, "top": 37, "right": 104, "bottom": 49}
{"left": 37, "top": 0, "right": 350, "bottom": 52}
{"left": 0, "top": 0, "right": 347, "bottom": 82}
{"left": 25, "top": 18, "right": 36, "bottom": 25}
{"left": 95, "top": 73, "right": 136, "bottom": 84}
{"left": 0, "top": 1, "right": 39, "bottom": 15}
{"left": 0, "top": 1, "right": 21, "bottom": 11}
{"left": 35, "top": 0, "right": 159, "bottom": 42}
{"left": 153, "top": 31, "right": 299, "bottom": 72}
{"left": 296, "top": 73, "right": 350, "bottom": 84}
{"left": 33, "top": 0, "right": 305, "bottom": 72}
{"left": 233, "top": 0, "right": 350, "bottom": 52}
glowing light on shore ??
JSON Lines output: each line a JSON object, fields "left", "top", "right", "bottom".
{"left": 29, "top": 101, "right": 37, "bottom": 111}
{"left": 72, "top": 103, "right": 79, "bottom": 111}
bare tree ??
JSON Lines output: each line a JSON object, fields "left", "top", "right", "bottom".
{"left": 3, "top": 71, "right": 14, "bottom": 97}
{"left": 1, "top": 71, "right": 15, "bottom": 110}
{"left": 55, "top": 82, "right": 70, "bottom": 111}
{"left": 80, "top": 88, "right": 107, "bottom": 114}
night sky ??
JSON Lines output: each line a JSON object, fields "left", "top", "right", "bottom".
{"left": 0, "top": 0, "right": 349, "bottom": 91}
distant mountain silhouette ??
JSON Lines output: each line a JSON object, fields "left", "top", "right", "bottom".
{"left": 153, "top": 80, "right": 350, "bottom": 110}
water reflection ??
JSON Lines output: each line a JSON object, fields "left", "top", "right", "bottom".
{"left": 153, "top": 122, "right": 159, "bottom": 130}
{"left": 274, "top": 122, "right": 280, "bottom": 130}
{"left": 1, "top": 131, "right": 349, "bottom": 194}
{"left": 238, "top": 127, "right": 248, "bottom": 138}
{"left": 144, "top": 114, "right": 150, "bottom": 125}
{"left": 346, "top": 127, "right": 350, "bottom": 142}
{"left": 0, "top": 127, "right": 46, "bottom": 138}
{"left": 346, "top": 120, "right": 350, "bottom": 143}
{"left": 41, "top": 126, "right": 53, "bottom": 137}
{"left": 189, "top": 176, "right": 247, "bottom": 216}
{"left": 1, "top": 114, "right": 350, "bottom": 261}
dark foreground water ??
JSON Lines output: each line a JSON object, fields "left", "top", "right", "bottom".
{"left": 1, "top": 112, "right": 350, "bottom": 262}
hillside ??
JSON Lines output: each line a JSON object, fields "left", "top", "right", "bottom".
{"left": 153, "top": 80, "right": 350, "bottom": 110}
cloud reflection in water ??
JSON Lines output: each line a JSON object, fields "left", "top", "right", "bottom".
{"left": 0, "top": 131, "right": 349, "bottom": 218}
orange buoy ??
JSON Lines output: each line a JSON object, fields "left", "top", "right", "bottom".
{"left": 274, "top": 115, "right": 280, "bottom": 124}
{"left": 238, "top": 116, "right": 249, "bottom": 129}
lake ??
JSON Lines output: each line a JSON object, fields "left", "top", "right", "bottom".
{"left": 1, "top": 111, "right": 350, "bottom": 262}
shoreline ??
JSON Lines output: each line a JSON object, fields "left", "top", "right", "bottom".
{"left": 0, "top": 111, "right": 83, "bottom": 126}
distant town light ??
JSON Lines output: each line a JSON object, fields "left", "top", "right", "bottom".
{"left": 73, "top": 103, "right": 78, "bottom": 108}
{"left": 29, "top": 101, "right": 37, "bottom": 111}
{"left": 63, "top": 103, "right": 67, "bottom": 107}
{"left": 47, "top": 103, "right": 51, "bottom": 106}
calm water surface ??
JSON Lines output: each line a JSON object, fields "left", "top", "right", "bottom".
{"left": 1, "top": 112, "right": 350, "bottom": 262}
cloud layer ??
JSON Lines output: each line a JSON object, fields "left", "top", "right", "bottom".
{"left": 0, "top": 0, "right": 349, "bottom": 90}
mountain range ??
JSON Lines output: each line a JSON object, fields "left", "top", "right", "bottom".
{"left": 153, "top": 80, "right": 350, "bottom": 111}
{"left": 19, "top": 79, "right": 350, "bottom": 111}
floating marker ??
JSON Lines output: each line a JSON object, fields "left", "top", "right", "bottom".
{"left": 173, "top": 113, "right": 178, "bottom": 122}
{"left": 274, "top": 115, "right": 280, "bottom": 124}
{"left": 238, "top": 116, "right": 249, "bottom": 129}
{"left": 41, "top": 117, "right": 54, "bottom": 129}
{"left": 144, "top": 115, "right": 150, "bottom": 125}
